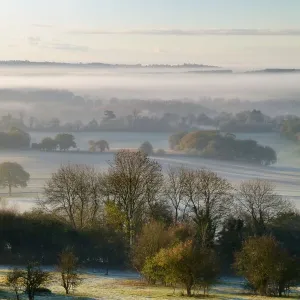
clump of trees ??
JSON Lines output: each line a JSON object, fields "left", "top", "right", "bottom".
{"left": 32, "top": 133, "right": 76, "bottom": 151}
{"left": 169, "top": 131, "right": 187, "bottom": 150}
{"left": 169, "top": 130, "right": 277, "bottom": 165}
{"left": 281, "top": 117, "right": 300, "bottom": 140}
{"left": 0, "top": 162, "right": 30, "bottom": 195}
{"left": 0, "top": 127, "right": 30, "bottom": 149}
{"left": 219, "top": 110, "right": 273, "bottom": 133}
{"left": 89, "top": 140, "right": 110, "bottom": 152}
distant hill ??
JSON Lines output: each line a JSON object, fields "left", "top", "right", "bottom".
{"left": 0, "top": 60, "right": 219, "bottom": 69}
{"left": 187, "top": 70, "right": 233, "bottom": 74}
{"left": 246, "top": 69, "right": 300, "bottom": 73}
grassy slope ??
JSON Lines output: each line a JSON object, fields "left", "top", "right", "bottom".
{"left": 0, "top": 269, "right": 299, "bottom": 300}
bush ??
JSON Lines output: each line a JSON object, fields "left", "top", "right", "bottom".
{"left": 142, "top": 240, "right": 219, "bottom": 297}
{"left": 168, "top": 132, "right": 187, "bottom": 150}
{"left": 139, "top": 141, "right": 154, "bottom": 155}
{"left": 34, "top": 287, "right": 52, "bottom": 295}
{"left": 155, "top": 149, "right": 166, "bottom": 156}
{"left": 58, "top": 249, "right": 81, "bottom": 294}
{"left": 234, "top": 236, "right": 298, "bottom": 297}
{"left": 132, "top": 221, "right": 172, "bottom": 273}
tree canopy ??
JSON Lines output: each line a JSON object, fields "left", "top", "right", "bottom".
{"left": 0, "top": 162, "right": 30, "bottom": 195}
{"left": 55, "top": 133, "right": 76, "bottom": 151}
{"left": 139, "top": 141, "right": 154, "bottom": 155}
{"left": 235, "top": 236, "right": 298, "bottom": 297}
{"left": 0, "top": 128, "right": 30, "bottom": 149}
{"left": 89, "top": 140, "right": 110, "bottom": 152}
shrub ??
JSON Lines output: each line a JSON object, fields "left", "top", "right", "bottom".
{"left": 34, "top": 287, "right": 52, "bottom": 295}
{"left": 58, "top": 249, "right": 81, "bottom": 294}
{"left": 156, "top": 149, "right": 166, "bottom": 156}
{"left": 139, "top": 141, "right": 154, "bottom": 155}
{"left": 142, "top": 240, "right": 219, "bottom": 297}
{"left": 132, "top": 221, "right": 172, "bottom": 273}
{"left": 234, "top": 236, "right": 298, "bottom": 296}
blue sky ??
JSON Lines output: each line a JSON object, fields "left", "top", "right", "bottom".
{"left": 0, "top": 0, "right": 300, "bottom": 67}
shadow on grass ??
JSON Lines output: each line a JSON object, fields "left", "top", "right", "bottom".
{"left": 0, "top": 289, "right": 97, "bottom": 300}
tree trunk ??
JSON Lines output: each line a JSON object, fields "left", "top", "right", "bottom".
{"left": 15, "top": 291, "right": 20, "bottom": 300}
{"left": 8, "top": 184, "right": 12, "bottom": 196}
{"left": 174, "top": 209, "right": 178, "bottom": 225}
{"left": 28, "top": 291, "right": 34, "bottom": 300}
{"left": 186, "top": 285, "right": 192, "bottom": 297}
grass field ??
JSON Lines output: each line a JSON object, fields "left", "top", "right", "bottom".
{"left": 0, "top": 269, "right": 299, "bottom": 300}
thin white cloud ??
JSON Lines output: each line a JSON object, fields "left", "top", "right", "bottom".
{"left": 28, "top": 36, "right": 41, "bottom": 45}
{"left": 69, "top": 28, "right": 300, "bottom": 36}
{"left": 28, "top": 37, "right": 89, "bottom": 52}
{"left": 32, "top": 24, "right": 53, "bottom": 28}
{"left": 46, "top": 42, "right": 89, "bottom": 52}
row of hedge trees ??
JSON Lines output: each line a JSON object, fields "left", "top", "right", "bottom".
{"left": 32, "top": 133, "right": 77, "bottom": 151}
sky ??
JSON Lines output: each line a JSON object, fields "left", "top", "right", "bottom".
{"left": 0, "top": 0, "right": 300, "bottom": 67}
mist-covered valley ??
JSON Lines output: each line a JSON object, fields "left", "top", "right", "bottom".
{"left": 0, "top": 66, "right": 300, "bottom": 103}
{"left": 1, "top": 64, "right": 300, "bottom": 210}
{"left": 1, "top": 65, "right": 300, "bottom": 122}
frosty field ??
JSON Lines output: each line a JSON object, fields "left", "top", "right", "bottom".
{"left": 0, "top": 269, "right": 299, "bottom": 300}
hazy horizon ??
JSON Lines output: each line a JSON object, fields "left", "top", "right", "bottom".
{"left": 0, "top": 66, "right": 299, "bottom": 102}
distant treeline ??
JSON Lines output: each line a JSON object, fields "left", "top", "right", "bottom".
{"left": 0, "top": 104, "right": 286, "bottom": 134}
{"left": 0, "top": 125, "right": 278, "bottom": 166}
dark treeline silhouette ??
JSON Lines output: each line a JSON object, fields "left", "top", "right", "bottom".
{"left": 0, "top": 151, "right": 299, "bottom": 297}
{"left": 0, "top": 210, "right": 126, "bottom": 267}
{"left": 0, "top": 60, "right": 217, "bottom": 68}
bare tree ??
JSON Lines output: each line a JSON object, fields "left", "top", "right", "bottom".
{"left": 183, "top": 169, "right": 233, "bottom": 247}
{"left": 104, "top": 150, "right": 163, "bottom": 246}
{"left": 58, "top": 249, "right": 81, "bottom": 294}
{"left": 164, "top": 166, "right": 187, "bottom": 224}
{"left": 236, "top": 179, "right": 291, "bottom": 235}
{"left": 24, "top": 262, "right": 50, "bottom": 300}
{"left": 41, "top": 164, "right": 104, "bottom": 229}
{"left": 7, "top": 262, "right": 50, "bottom": 300}
{"left": 6, "top": 269, "right": 24, "bottom": 300}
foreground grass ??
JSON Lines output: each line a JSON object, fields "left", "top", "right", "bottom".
{"left": 0, "top": 269, "right": 299, "bottom": 300}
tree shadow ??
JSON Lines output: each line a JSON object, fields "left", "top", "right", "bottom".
{"left": 0, "top": 289, "right": 97, "bottom": 300}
